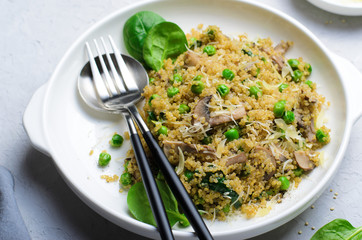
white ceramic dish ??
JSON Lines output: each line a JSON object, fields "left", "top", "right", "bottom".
{"left": 307, "top": 0, "right": 362, "bottom": 16}
{"left": 23, "top": 0, "right": 362, "bottom": 239}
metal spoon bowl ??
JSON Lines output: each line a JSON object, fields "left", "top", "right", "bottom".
{"left": 78, "top": 53, "right": 148, "bottom": 113}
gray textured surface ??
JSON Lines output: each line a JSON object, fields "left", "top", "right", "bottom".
{"left": 1, "top": 0, "right": 362, "bottom": 239}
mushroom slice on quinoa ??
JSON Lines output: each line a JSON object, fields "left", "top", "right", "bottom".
{"left": 255, "top": 146, "right": 277, "bottom": 180}
{"left": 294, "top": 150, "right": 315, "bottom": 171}
{"left": 306, "top": 118, "right": 316, "bottom": 142}
{"left": 271, "top": 41, "right": 291, "bottom": 72}
{"left": 163, "top": 140, "right": 216, "bottom": 159}
{"left": 192, "top": 96, "right": 212, "bottom": 125}
{"left": 209, "top": 107, "right": 246, "bottom": 127}
{"left": 184, "top": 50, "right": 201, "bottom": 68}
{"left": 225, "top": 152, "right": 247, "bottom": 167}
{"left": 192, "top": 95, "right": 246, "bottom": 126}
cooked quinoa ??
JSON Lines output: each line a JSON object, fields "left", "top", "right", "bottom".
{"left": 124, "top": 26, "right": 330, "bottom": 220}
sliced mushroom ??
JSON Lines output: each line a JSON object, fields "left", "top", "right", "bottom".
{"left": 255, "top": 146, "right": 277, "bottom": 180}
{"left": 209, "top": 107, "right": 246, "bottom": 127}
{"left": 192, "top": 96, "right": 212, "bottom": 125}
{"left": 271, "top": 41, "right": 291, "bottom": 72}
{"left": 192, "top": 96, "right": 246, "bottom": 126}
{"left": 184, "top": 51, "right": 200, "bottom": 68}
{"left": 163, "top": 140, "right": 216, "bottom": 159}
{"left": 306, "top": 118, "right": 316, "bottom": 142}
{"left": 225, "top": 152, "right": 247, "bottom": 167}
{"left": 274, "top": 41, "right": 291, "bottom": 55}
{"left": 294, "top": 150, "right": 315, "bottom": 171}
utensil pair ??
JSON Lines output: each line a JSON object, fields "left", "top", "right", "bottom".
{"left": 79, "top": 36, "right": 213, "bottom": 240}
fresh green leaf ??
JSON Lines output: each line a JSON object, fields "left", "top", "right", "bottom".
{"left": 201, "top": 172, "right": 242, "bottom": 209}
{"left": 143, "top": 22, "right": 187, "bottom": 71}
{"left": 123, "top": 11, "right": 165, "bottom": 63}
{"left": 127, "top": 182, "right": 156, "bottom": 226}
{"left": 127, "top": 180, "right": 190, "bottom": 227}
{"left": 311, "top": 219, "right": 362, "bottom": 240}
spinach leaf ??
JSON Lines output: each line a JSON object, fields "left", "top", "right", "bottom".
{"left": 123, "top": 11, "right": 165, "bottom": 63}
{"left": 311, "top": 219, "right": 362, "bottom": 240}
{"left": 143, "top": 21, "right": 187, "bottom": 71}
{"left": 127, "top": 180, "right": 190, "bottom": 227}
{"left": 201, "top": 172, "right": 242, "bottom": 209}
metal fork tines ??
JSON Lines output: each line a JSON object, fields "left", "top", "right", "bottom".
{"left": 85, "top": 36, "right": 139, "bottom": 106}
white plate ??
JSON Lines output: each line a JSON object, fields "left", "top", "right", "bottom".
{"left": 23, "top": 0, "right": 362, "bottom": 239}
{"left": 307, "top": 0, "right": 362, "bottom": 16}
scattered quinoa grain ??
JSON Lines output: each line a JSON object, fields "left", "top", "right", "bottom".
{"left": 330, "top": 189, "right": 333, "bottom": 192}
{"left": 334, "top": 192, "right": 338, "bottom": 196}
{"left": 330, "top": 207, "right": 335, "bottom": 211}
{"left": 305, "top": 222, "right": 309, "bottom": 226}
{"left": 89, "top": 149, "right": 94, "bottom": 156}
{"left": 101, "top": 174, "right": 119, "bottom": 183}
{"left": 333, "top": 196, "right": 337, "bottom": 199}
{"left": 311, "top": 205, "right": 315, "bottom": 209}
{"left": 311, "top": 227, "right": 315, "bottom": 230}
{"left": 124, "top": 131, "right": 130, "bottom": 140}
{"left": 298, "top": 230, "right": 302, "bottom": 235}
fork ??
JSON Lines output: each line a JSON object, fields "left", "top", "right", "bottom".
{"left": 85, "top": 37, "right": 174, "bottom": 240}
{"left": 86, "top": 36, "right": 213, "bottom": 240}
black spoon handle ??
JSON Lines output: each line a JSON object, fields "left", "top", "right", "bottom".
{"left": 128, "top": 105, "right": 213, "bottom": 240}
{"left": 124, "top": 113, "right": 174, "bottom": 240}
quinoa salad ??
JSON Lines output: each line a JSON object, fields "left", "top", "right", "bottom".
{"left": 123, "top": 25, "right": 331, "bottom": 220}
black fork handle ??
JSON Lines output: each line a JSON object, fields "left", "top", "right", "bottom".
{"left": 128, "top": 105, "right": 213, "bottom": 240}
{"left": 124, "top": 113, "right": 174, "bottom": 240}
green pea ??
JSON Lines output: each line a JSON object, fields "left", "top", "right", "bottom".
{"left": 98, "top": 152, "right": 111, "bottom": 167}
{"left": 217, "top": 84, "right": 230, "bottom": 97}
{"left": 293, "top": 168, "right": 304, "bottom": 177}
{"left": 222, "top": 69, "right": 235, "bottom": 80}
{"left": 316, "top": 129, "right": 329, "bottom": 143}
{"left": 273, "top": 100, "right": 286, "bottom": 118}
{"left": 292, "top": 70, "right": 303, "bottom": 82}
{"left": 279, "top": 83, "right": 289, "bottom": 92}
{"left": 242, "top": 49, "right": 253, "bottom": 56}
{"left": 222, "top": 204, "right": 230, "bottom": 213}
{"left": 279, "top": 176, "right": 290, "bottom": 191}
{"left": 224, "top": 128, "right": 239, "bottom": 141}
{"left": 192, "top": 75, "right": 203, "bottom": 81}
{"left": 305, "top": 80, "right": 313, "bottom": 89}
{"left": 201, "top": 136, "right": 212, "bottom": 145}
{"left": 287, "top": 59, "right": 300, "bottom": 69}
{"left": 147, "top": 111, "right": 157, "bottom": 123}
{"left": 249, "top": 85, "right": 262, "bottom": 99}
{"left": 305, "top": 63, "right": 312, "bottom": 73}
{"left": 191, "top": 80, "right": 205, "bottom": 94}
{"left": 203, "top": 45, "right": 216, "bottom": 56}
{"left": 120, "top": 172, "right": 132, "bottom": 186}
{"left": 283, "top": 111, "right": 295, "bottom": 124}
{"left": 184, "top": 169, "right": 194, "bottom": 182}
{"left": 167, "top": 86, "right": 179, "bottom": 98}
{"left": 172, "top": 73, "right": 183, "bottom": 84}
{"left": 148, "top": 94, "right": 160, "bottom": 106}
{"left": 110, "top": 134, "right": 124, "bottom": 147}
{"left": 149, "top": 77, "right": 155, "bottom": 85}
{"left": 179, "top": 104, "right": 190, "bottom": 114}
{"left": 158, "top": 126, "right": 168, "bottom": 136}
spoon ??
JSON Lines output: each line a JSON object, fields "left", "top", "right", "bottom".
{"left": 78, "top": 50, "right": 213, "bottom": 240}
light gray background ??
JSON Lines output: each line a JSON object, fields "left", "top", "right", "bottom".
{"left": 1, "top": 0, "right": 362, "bottom": 239}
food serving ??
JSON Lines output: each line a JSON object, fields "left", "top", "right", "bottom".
{"left": 103, "top": 11, "right": 331, "bottom": 224}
